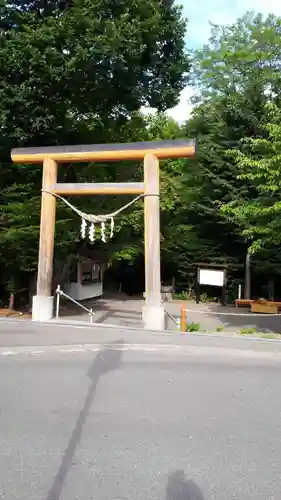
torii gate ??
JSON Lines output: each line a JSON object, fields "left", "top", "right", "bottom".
{"left": 11, "top": 139, "right": 196, "bottom": 330}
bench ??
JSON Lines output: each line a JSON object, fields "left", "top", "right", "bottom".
{"left": 235, "top": 299, "right": 281, "bottom": 313}
{"left": 266, "top": 301, "right": 281, "bottom": 308}
{"left": 251, "top": 302, "right": 278, "bottom": 314}
{"left": 235, "top": 299, "right": 253, "bottom": 307}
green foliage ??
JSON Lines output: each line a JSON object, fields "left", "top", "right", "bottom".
{"left": 199, "top": 293, "right": 217, "bottom": 304}
{"left": 181, "top": 11, "right": 281, "bottom": 280}
{"left": 261, "top": 333, "right": 278, "bottom": 339}
{"left": 221, "top": 103, "right": 281, "bottom": 253}
{"left": 186, "top": 322, "right": 200, "bottom": 332}
{"left": 239, "top": 327, "right": 257, "bottom": 336}
{"left": 0, "top": 0, "right": 189, "bottom": 158}
{"left": 173, "top": 290, "right": 196, "bottom": 301}
{"left": 192, "top": 11, "right": 281, "bottom": 109}
{"left": 0, "top": 0, "right": 189, "bottom": 299}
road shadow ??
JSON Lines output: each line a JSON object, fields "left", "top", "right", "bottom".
{"left": 46, "top": 340, "right": 124, "bottom": 500}
{"left": 166, "top": 470, "right": 204, "bottom": 500}
{"left": 58, "top": 297, "right": 142, "bottom": 326}
{"left": 92, "top": 307, "right": 141, "bottom": 325}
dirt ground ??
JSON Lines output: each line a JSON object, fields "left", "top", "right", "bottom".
{"left": 0, "top": 308, "right": 31, "bottom": 319}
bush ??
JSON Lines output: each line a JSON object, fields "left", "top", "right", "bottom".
{"left": 186, "top": 322, "right": 200, "bottom": 332}
{"left": 173, "top": 289, "right": 196, "bottom": 301}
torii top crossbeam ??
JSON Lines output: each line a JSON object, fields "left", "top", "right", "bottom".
{"left": 11, "top": 139, "right": 196, "bottom": 164}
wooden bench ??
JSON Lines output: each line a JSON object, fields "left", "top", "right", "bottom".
{"left": 235, "top": 299, "right": 281, "bottom": 313}
{"left": 251, "top": 302, "right": 278, "bottom": 314}
{"left": 266, "top": 301, "right": 281, "bottom": 309}
{"left": 235, "top": 299, "right": 253, "bottom": 308}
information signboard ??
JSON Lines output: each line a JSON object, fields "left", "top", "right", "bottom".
{"left": 198, "top": 268, "right": 225, "bottom": 287}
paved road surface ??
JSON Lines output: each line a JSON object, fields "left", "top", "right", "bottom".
{"left": 0, "top": 321, "right": 281, "bottom": 499}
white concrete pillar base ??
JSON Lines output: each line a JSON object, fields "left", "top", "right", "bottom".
{"left": 142, "top": 304, "right": 166, "bottom": 331}
{"left": 32, "top": 295, "right": 54, "bottom": 321}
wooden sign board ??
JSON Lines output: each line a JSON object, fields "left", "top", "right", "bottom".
{"left": 198, "top": 268, "right": 225, "bottom": 287}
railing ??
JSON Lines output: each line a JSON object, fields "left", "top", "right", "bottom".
{"left": 55, "top": 285, "right": 95, "bottom": 323}
{"left": 164, "top": 308, "right": 180, "bottom": 329}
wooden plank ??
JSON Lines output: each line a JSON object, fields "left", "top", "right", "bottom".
{"left": 251, "top": 303, "right": 278, "bottom": 314}
{"left": 11, "top": 139, "right": 196, "bottom": 164}
{"left": 36, "top": 158, "right": 57, "bottom": 296}
{"left": 143, "top": 153, "right": 161, "bottom": 307}
{"left": 235, "top": 299, "right": 253, "bottom": 307}
{"left": 52, "top": 182, "right": 144, "bottom": 195}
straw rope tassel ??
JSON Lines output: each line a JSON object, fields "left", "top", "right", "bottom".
{"left": 89, "top": 222, "right": 95, "bottom": 242}
{"left": 81, "top": 219, "right": 87, "bottom": 239}
{"left": 101, "top": 222, "right": 106, "bottom": 243}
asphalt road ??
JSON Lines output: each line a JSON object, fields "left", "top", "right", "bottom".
{"left": 1, "top": 321, "right": 281, "bottom": 499}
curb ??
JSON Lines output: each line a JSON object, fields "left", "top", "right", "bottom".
{"left": 1, "top": 317, "right": 281, "bottom": 344}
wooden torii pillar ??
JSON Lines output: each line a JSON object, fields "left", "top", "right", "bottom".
{"left": 11, "top": 139, "right": 196, "bottom": 330}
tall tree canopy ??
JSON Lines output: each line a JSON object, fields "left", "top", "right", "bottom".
{"left": 0, "top": 0, "right": 189, "bottom": 157}
{"left": 173, "top": 12, "right": 281, "bottom": 292}
{"left": 0, "top": 0, "right": 190, "bottom": 302}
{"left": 221, "top": 103, "right": 281, "bottom": 253}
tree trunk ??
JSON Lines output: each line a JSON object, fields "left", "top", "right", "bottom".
{"left": 8, "top": 292, "right": 15, "bottom": 311}
{"left": 171, "top": 276, "right": 176, "bottom": 294}
{"left": 52, "top": 254, "right": 76, "bottom": 291}
{"left": 8, "top": 276, "right": 15, "bottom": 311}
{"left": 244, "top": 248, "right": 251, "bottom": 299}
{"left": 28, "top": 273, "right": 37, "bottom": 311}
{"left": 268, "top": 279, "right": 274, "bottom": 301}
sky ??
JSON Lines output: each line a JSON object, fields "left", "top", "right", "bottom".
{"left": 162, "top": 0, "right": 281, "bottom": 122}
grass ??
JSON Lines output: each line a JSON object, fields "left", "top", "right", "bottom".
{"left": 238, "top": 328, "right": 281, "bottom": 340}
{"left": 261, "top": 333, "right": 278, "bottom": 340}
{"left": 182, "top": 325, "right": 281, "bottom": 340}
{"left": 239, "top": 327, "right": 257, "bottom": 336}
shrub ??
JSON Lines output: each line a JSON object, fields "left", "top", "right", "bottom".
{"left": 186, "top": 322, "right": 200, "bottom": 332}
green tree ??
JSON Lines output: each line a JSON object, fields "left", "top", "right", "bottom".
{"left": 173, "top": 11, "right": 281, "bottom": 293}
{"left": 0, "top": 0, "right": 189, "bottom": 157}
{"left": 221, "top": 103, "right": 281, "bottom": 253}
{"left": 0, "top": 0, "right": 190, "bottom": 303}
{"left": 192, "top": 11, "right": 281, "bottom": 109}
{"left": 186, "top": 12, "right": 281, "bottom": 249}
